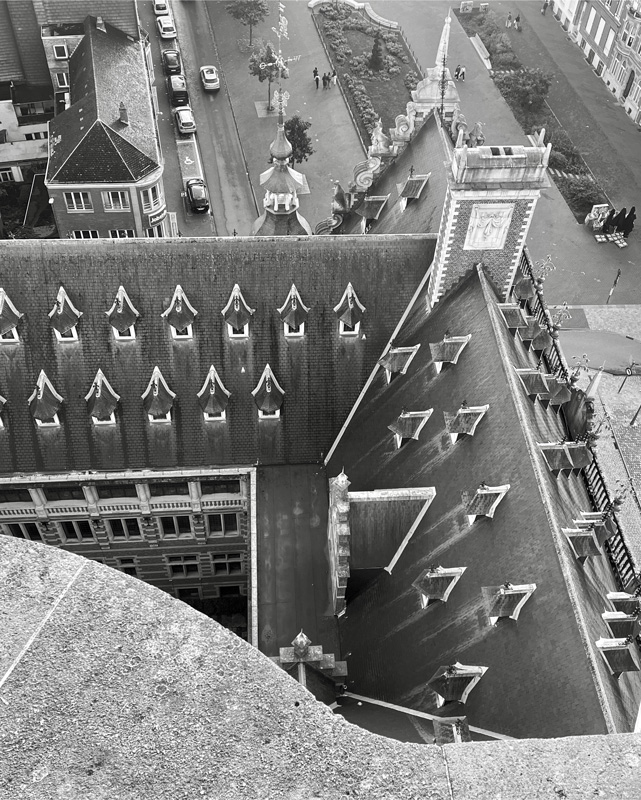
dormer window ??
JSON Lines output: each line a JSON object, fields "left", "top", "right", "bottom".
{"left": 563, "top": 526, "right": 602, "bottom": 561}
{"left": 607, "top": 592, "right": 641, "bottom": 615}
{"left": 429, "top": 333, "right": 471, "bottom": 374}
{"left": 85, "top": 369, "right": 119, "bottom": 426}
{"left": 539, "top": 442, "right": 593, "bottom": 476}
{"left": 602, "top": 611, "right": 639, "bottom": 639}
{"left": 106, "top": 285, "right": 139, "bottom": 341}
{"left": 223, "top": 284, "right": 254, "bottom": 339}
{"left": 399, "top": 172, "right": 430, "bottom": 212}
{"left": 252, "top": 364, "right": 284, "bottom": 419}
{"left": 388, "top": 409, "right": 433, "bottom": 449}
{"left": 28, "top": 370, "right": 63, "bottom": 428}
{"left": 464, "top": 482, "right": 510, "bottom": 525}
{"left": 444, "top": 403, "right": 489, "bottom": 444}
{"left": 142, "top": 366, "right": 175, "bottom": 424}
{"left": 595, "top": 637, "right": 639, "bottom": 677}
{"left": 197, "top": 365, "right": 230, "bottom": 422}
{"left": 485, "top": 582, "right": 537, "bottom": 625}
{"left": 0, "top": 288, "right": 23, "bottom": 343}
{"left": 49, "top": 286, "right": 82, "bottom": 342}
{"left": 427, "top": 662, "right": 488, "bottom": 707}
{"left": 497, "top": 303, "right": 528, "bottom": 333}
{"left": 412, "top": 566, "right": 467, "bottom": 609}
{"left": 519, "top": 316, "right": 544, "bottom": 349}
{"left": 334, "top": 283, "right": 365, "bottom": 337}
{"left": 161, "top": 285, "right": 197, "bottom": 341}
{"left": 355, "top": 194, "right": 389, "bottom": 228}
{"left": 378, "top": 345, "right": 420, "bottom": 383}
{"left": 278, "top": 284, "right": 309, "bottom": 338}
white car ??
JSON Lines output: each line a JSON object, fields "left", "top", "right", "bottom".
{"left": 157, "top": 15, "right": 176, "bottom": 39}
{"left": 153, "top": 0, "right": 169, "bottom": 15}
{"left": 200, "top": 65, "right": 220, "bottom": 91}
{"left": 174, "top": 106, "right": 196, "bottom": 134}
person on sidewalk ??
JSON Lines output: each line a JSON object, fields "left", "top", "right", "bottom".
{"left": 621, "top": 206, "right": 636, "bottom": 238}
{"left": 506, "top": 12, "right": 512, "bottom": 28}
{"left": 454, "top": 64, "right": 461, "bottom": 80}
{"left": 612, "top": 207, "right": 627, "bottom": 232}
{"left": 601, "top": 207, "right": 617, "bottom": 234}
{"left": 542, "top": 0, "right": 549, "bottom": 15}
{"left": 514, "top": 13, "right": 521, "bottom": 31}
{"left": 331, "top": 70, "right": 337, "bottom": 87}
{"left": 314, "top": 73, "right": 320, "bottom": 90}
{"left": 459, "top": 65, "right": 466, "bottom": 82}
{"left": 322, "top": 73, "right": 329, "bottom": 89}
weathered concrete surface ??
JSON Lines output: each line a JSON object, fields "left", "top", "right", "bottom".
{"left": 1, "top": 534, "right": 641, "bottom": 799}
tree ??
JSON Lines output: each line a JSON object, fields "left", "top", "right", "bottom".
{"left": 284, "top": 116, "right": 314, "bottom": 167}
{"left": 369, "top": 32, "right": 384, "bottom": 71}
{"left": 226, "top": 0, "right": 269, "bottom": 47}
{"left": 494, "top": 68, "right": 552, "bottom": 112}
{"left": 249, "top": 42, "right": 288, "bottom": 112}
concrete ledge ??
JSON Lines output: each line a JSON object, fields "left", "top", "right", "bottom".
{"left": 469, "top": 33, "right": 492, "bottom": 70}
{"left": 308, "top": 0, "right": 399, "bottom": 30}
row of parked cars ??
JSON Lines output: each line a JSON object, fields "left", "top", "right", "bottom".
{"left": 154, "top": 0, "right": 219, "bottom": 213}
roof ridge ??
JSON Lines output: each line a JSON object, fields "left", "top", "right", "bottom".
{"left": 48, "top": 115, "right": 100, "bottom": 181}
{"left": 102, "top": 122, "right": 158, "bottom": 178}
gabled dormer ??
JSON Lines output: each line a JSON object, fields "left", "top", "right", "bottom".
{"left": 378, "top": 344, "right": 420, "bottom": 383}
{"left": 334, "top": 283, "right": 365, "bottom": 337}
{"left": 563, "top": 526, "right": 602, "bottom": 562}
{"left": 222, "top": 284, "right": 255, "bottom": 338}
{"left": 387, "top": 409, "right": 432, "bottom": 449}
{"left": 607, "top": 591, "right": 641, "bottom": 615}
{"left": 277, "top": 284, "right": 309, "bottom": 338}
{"left": 572, "top": 512, "right": 613, "bottom": 547}
{"left": 84, "top": 369, "right": 120, "bottom": 425}
{"left": 49, "top": 286, "right": 82, "bottom": 342}
{"left": 546, "top": 376, "right": 572, "bottom": 407}
{"left": 464, "top": 482, "right": 510, "bottom": 525}
{"left": 497, "top": 303, "right": 528, "bottom": 333}
{"left": 428, "top": 662, "right": 488, "bottom": 707}
{"left": 539, "top": 441, "right": 593, "bottom": 476}
{"left": 28, "top": 370, "right": 63, "bottom": 427}
{"left": 106, "top": 286, "right": 139, "bottom": 340}
{"left": 443, "top": 403, "right": 489, "bottom": 443}
{"left": 0, "top": 288, "right": 23, "bottom": 343}
{"left": 515, "top": 368, "right": 549, "bottom": 399}
{"left": 519, "top": 316, "right": 544, "bottom": 349}
{"left": 485, "top": 582, "right": 537, "bottom": 625}
{"left": 429, "top": 333, "right": 471, "bottom": 374}
{"left": 602, "top": 611, "right": 639, "bottom": 639}
{"left": 161, "top": 285, "right": 197, "bottom": 340}
{"left": 355, "top": 194, "right": 390, "bottom": 232}
{"left": 412, "top": 566, "right": 467, "bottom": 609}
{"left": 252, "top": 364, "right": 284, "bottom": 419}
{"left": 141, "top": 366, "right": 175, "bottom": 423}
{"left": 197, "top": 365, "right": 231, "bottom": 421}
{"left": 595, "top": 637, "right": 639, "bottom": 677}
{"left": 398, "top": 171, "right": 431, "bottom": 212}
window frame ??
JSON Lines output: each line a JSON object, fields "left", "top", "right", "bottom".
{"left": 102, "top": 191, "right": 131, "bottom": 212}
{"left": 116, "top": 557, "right": 138, "bottom": 577}
{"left": 141, "top": 184, "right": 162, "bottom": 212}
{"left": 170, "top": 323, "right": 193, "bottom": 340}
{"left": 284, "top": 320, "right": 305, "bottom": 338}
{"left": 54, "top": 325, "right": 78, "bottom": 342}
{"left": 35, "top": 413, "right": 60, "bottom": 428}
{"left": 148, "top": 410, "right": 172, "bottom": 424}
{"left": 0, "top": 326, "right": 19, "bottom": 343}
{"left": 4, "top": 522, "right": 42, "bottom": 541}
{"left": 53, "top": 43, "right": 69, "bottom": 59}
{"left": 212, "top": 551, "right": 244, "bottom": 575}
{"left": 56, "top": 71, "right": 69, "bottom": 88}
{"left": 159, "top": 514, "right": 194, "bottom": 539}
{"left": 166, "top": 554, "right": 201, "bottom": 578}
{"left": 0, "top": 168, "right": 13, "bottom": 183}
{"left": 92, "top": 411, "right": 116, "bottom": 426}
{"left": 113, "top": 325, "right": 136, "bottom": 341}
{"left": 109, "top": 229, "right": 135, "bottom": 239}
{"left": 203, "top": 409, "right": 226, "bottom": 422}
{"left": 60, "top": 519, "right": 94, "bottom": 543}
{"left": 227, "top": 322, "right": 249, "bottom": 339}
{"left": 206, "top": 512, "right": 240, "bottom": 538}
{"left": 339, "top": 319, "right": 360, "bottom": 337}
{"left": 64, "top": 192, "right": 93, "bottom": 212}
{"left": 106, "top": 517, "right": 142, "bottom": 541}
{"left": 258, "top": 407, "right": 281, "bottom": 419}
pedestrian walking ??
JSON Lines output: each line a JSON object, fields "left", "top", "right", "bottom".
{"left": 514, "top": 13, "right": 521, "bottom": 31}
{"left": 314, "top": 73, "right": 320, "bottom": 90}
{"left": 322, "top": 73, "right": 328, "bottom": 89}
{"left": 542, "top": 0, "right": 549, "bottom": 15}
{"left": 313, "top": 66, "right": 318, "bottom": 80}
{"left": 621, "top": 206, "right": 636, "bottom": 238}
{"left": 454, "top": 64, "right": 461, "bottom": 80}
{"left": 459, "top": 65, "right": 466, "bottom": 82}
{"left": 331, "top": 70, "right": 337, "bottom": 87}
{"left": 506, "top": 11, "right": 512, "bottom": 28}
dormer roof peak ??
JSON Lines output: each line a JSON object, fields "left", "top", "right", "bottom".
{"left": 28, "top": 370, "right": 63, "bottom": 421}
{"left": 106, "top": 285, "right": 139, "bottom": 332}
{"left": 333, "top": 282, "right": 366, "bottom": 327}
{"left": 141, "top": 366, "right": 175, "bottom": 416}
{"left": 161, "top": 285, "right": 198, "bottom": 331}
{"left": 197, "top": 365, "right": 231, "bottom": 415}
{"left": 222, "top": 284, "right": 255, "bottom": 330}
{"left": 277, "top": 283, "right": 310, "bottom": 328}
{"left": 48, "top": 286, "right": 82, "bottom": 334}
{"left": 0, "top": 288, "right": 23, "bottom": 335}
{"left": 84, "top": 369, "right": 120, "bottom": 421}
{"left": 251, "top": 364, "right": 285, "bottom": 413}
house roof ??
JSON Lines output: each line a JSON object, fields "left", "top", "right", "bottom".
{"left": 0, "top": 236, "right": 431, "bottom": 471}
{"left": 326, "top": 267, "right": 641, "bottom": 738}
{"left": 46, "top": 16, "right": 159, "bottom": 184}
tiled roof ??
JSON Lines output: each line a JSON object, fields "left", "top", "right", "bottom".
{"left": 0, "top": 236, "right": 431, "bottom": 470}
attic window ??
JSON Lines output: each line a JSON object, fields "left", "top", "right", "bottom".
{"left": 515, "top": 368, "right": 550, "bottom": 399}
{"left": 85, "top": 369, "right": 119, "bottom": 426}
{"left": 252, "top": 364, "right": 284, "bottom": 420}
{"left": 464, "top": 482, "right": 510, "bottom": 525}
{"left": 427, "top": 662, "right": 488, "bottom": 708}
{"left": 334, "top": 283, "right": 365, "bottom": 337}
{"left": 595, "top": 637, "right": 639, "bottom": 676}
{"left": 412, "top": 566, "right": 467, "bottom": 609}
{"left": 519, "top": 316, "right": 544, "bottom": 348}
{"left": 572, "top": 512, "right": 613, "bottom": 548}
{"left": 388, "top": 409, "right": 433, "bottom": 449}
{"left": 400, "top": 173, "right": 430, "bottom": 200}
{"left": 28, "top": 370, "right": 63, "bottom": 428}
{"left": 485, "top": 582, "right": 537, "bottom": 625}
{"left": 602, "top": 611, "right": 639, "bottom": 639}
{"left": 161, "top": 285, "right": 197, "bottom": 341}
{"left": 497, "top": 303, "right": 528, "bottom": 332}
{"left": 54, "top": 43, "right": 68, "bottom": 59}
{"left": 106, "top": 286, "right": 139, "bottom": 340}
{"left": 142, "top": 366, "right": 175, "bottom": 424}
{"left": 443, "top": 403, "right": 489, "bottom": 444}
{"left": 278, "top": 284, "right": 309, "bottom": 338}
{"left": 49, "top": 286, "right": 82, "bottom": 342}
{"left": 378, "top": 345, "right": 420, "bottom": 383}
{"left": 563, "top": 527, "right": 602, "bottom": 562}
{"left": 223, "top": 284, "right": 254, "bottom": 339}
{"left": 607, "top": 592, "right": 641, "bottom": 615}
{"left": 0, "top": 288, "right": 23, "bottom": 342}
{"left": 355, "top": 194, "right": 389, "bottom": 221}
{"left": 539, "top": 441, "right": 593, "bottom": 475}
{"left": 197, "top": 365, "right": 230, "bottom": 422}
{"left": 429, "top": 333, "right": 471, "bottom": 374}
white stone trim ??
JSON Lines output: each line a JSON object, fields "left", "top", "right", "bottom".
{"left": 489, "top": 582, "right": 537, "bottom": 625}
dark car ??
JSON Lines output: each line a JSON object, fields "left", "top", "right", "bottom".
{"left": 186, "top": 178, "right": 209, "bottom": 213}
{"left": 162, "top": 49, "right": 181, "bottom": 76}
{"left": 169, "top": 74, "right": 189, "bottom": 106}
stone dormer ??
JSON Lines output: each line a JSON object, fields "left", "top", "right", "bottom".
{"left": 49, "top": 286, "right": 82, "bottom": 341}
{"left": 251, "top": 364, "right": 284, "bottom": 419}
{"left": 222, "top": 284, "right": 255, "bottom": 338}
{"left": 602, "top": 611, "right": 639, "bottom": 639}
{"left": 277, "top": 284, "right": 309, "bottom": 337}
{"left": 84, "top": 369, "right": 120, "bottom": 425}
{"left": 539, "top": 442, "right": 593, "bottom": 476}
{"left": 398, "top": 171, "right": 431, "bottom": 213}
{"left": 0, "top": 288, "right": 23, "bottom": 342}
{"left": 573, "top": 512, "right": 614, "bottom": 547}
{"left": 595, "top": 637, "right": 639, "bottom": 677}
{"left": 497, "top": 303, "right": 529, "bottom": 333}
{"left": 464, "top": 483, "right": 510, "bottom": 525}
{"left": 378, "top": 344, "right": 420, "bottom": 383}
{"left": 519, "top": 315, "right": 545, "bottom": 349}
{"left": 429, "top": 333, "right": 471, "bottom": 374}
{"left": 197, "top": 365, "right": 231, "bottom": 421}
{"left": 387, "top": 409, "right": 433, "bottom": 449}
{"left": 515, "top": 368, "right": 551, "bottom": 399}
{"left": 161, "top": 285, "right": 198, "bottom": 339}
{"left": 334, "top": 283, "right": 365, "bottom": 336}
{"left": 443, "top": 403, "right": 489, "bottom": 443}
{"left": 428, "top": 662, "right": 488, "bottom": 707}
{"left": 484, "top": 582, "right": 537, "bottom": 625}
{"left": 563, "top": 526, "right": 602, "bottom": 561}
{"left": 432, "top": 712, "right": 472, "bottom": 745}
{"left": 106, "top": 285, "right": 139, "bottom": 339}
{"left": 412, "top": 565, "right": 467, "bottom": 609}
{"left": 545, "top": 376, "right": 572, "bottom": 408}
{"left": 607, "top": 592, "right": 641, "bottom": 615}
{"left": 355, "top": 194, "right": 390, "bottom": 231}
{"left": 141, "top": 366, "right": 175, "bottom": 423}
{"left": 28, "top": 370, "right": 63, "bottom": 426}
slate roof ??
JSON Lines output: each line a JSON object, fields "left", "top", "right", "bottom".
{"left": 327, "top": 267, "right": 641, "bottom": 739}
{"left": 0, "top": 236, "right": 431, "bottom": 472}
{"left": 46, "top": 17, "right": 159, "bottom": 184}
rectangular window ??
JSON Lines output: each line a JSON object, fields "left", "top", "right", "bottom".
{"left": 92, "top": 411, "right": 116, "bottom": 426}
{"left": 25, "top": 132, "right": 47, "bottom": 140}
{"left": 159, "top": 515, "right": 193, "bottom": 538}
{"left": 171, "top": 324, "right": 193, "bottom": 340}
{"left": 116, "top": 557, "right": 138, "bottom": 577}
{"left": 141, "top": 184, "right": 162, "bottom": 212}
{"left": 109, "top": 229, "right": 135, "bottom": 239}
{"left": 145, "top": 224, "right": 164, "bottom": 238}
{"left": 96, "top": 483, "right": 138, "bottom": 500}
{"left": 53, "top": 43, "right": 68, "bottom": 59}
{"left": 102, "top": 191, "right": 130, "bottom": 212}
{"left": 204, "top": 410, "right": 226, "bottom": 421}
{"left": 339, "top": 320, "right": 360, "bottom": 337}
{"left": 61, "top": 519, "right": 94, "bottom": 542}
{"left": 54, "top": 325, "right": 78, "bottom": 341}
{"left": 36, "top": 413, "right": 60, "bottom": 427}
{"left": 0, "top": 487, "right": 33, "bottom": 503}
{"left": 6, "top": 522, "right": 42, "bottom": 541}
{"left": 114, "top": 325, "right": 135, "bottom": 340}
{"left": 212, "top": 552, "right": 244, "bottom": 575}
{"left": 166, "top": 555, "right": 200, "bottom": 578}
{"left": 595, "top": 17, "right": 606, "bottom": 45}
{"left": 284, "top": 321, "right": 305, "bottom": 338}
{"left": 72, "top": 231, "right": 99, "bottom": 240}
{"left": 148, "top": 410, "right": 171, "bottom": 423}
{"left": 0, "top": 326, "right": 19, "bottom": 343}
{"left": 201, "top": 480, "right": 241, "bottom": 495}
{"left": 44, "top": 485, "right": 85, "bottom": 502}
{"left": 64, "top": 192, "right": 92, "bottom": 211}
{"left": 107, "top": 518, "right": 142, "bottom": 540}
{"left": 56, "top": 72, "right": 69, "bottom": 88}
{"left": 604, "top": 28, "right": 615, "bottom": 56}
{"left": 148, "top": 481, "right": 189, "bottom": 497}
{"left": 0, "top": 168, "right": 14, "bottom": 183}
{"left": 258, "top": 408, "right": 280, "bottom": 419}
{"left": 586, "top": 7, "right": 597, "bottom": 34}
{"left": 227, "top": 322, "right": 249, "bottom": 338}
{"left": 207, "top": 513, "right": 240, "bottom": 538}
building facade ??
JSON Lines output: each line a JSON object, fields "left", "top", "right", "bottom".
{"left": 576, "top": 0, "right": 622, "bottom": 78}
{"left": 604, "top": 0, "right": 641, "bottom": 121}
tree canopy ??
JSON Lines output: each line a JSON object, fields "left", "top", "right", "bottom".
{"left": 226, "top": 0, "right": 269, "bottom": 46}
{"left": 494, "top": 68, "right": 552, "bottom": 112}
{"left": 248, "top": 42, "right": 288, "bottom": 111}
{"left": 284, "top": 116, "right": 314, "bottom": 167}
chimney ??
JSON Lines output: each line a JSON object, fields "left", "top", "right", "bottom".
{"left": 96, "top": 16, "right": 106, "bottom": 33}
{"left": 119, "top": 102, "right": 129, "bottom": 126}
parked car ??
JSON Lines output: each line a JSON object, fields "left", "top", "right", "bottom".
{"left": 161, "top": 49, "right": 181, "bottom": 75}
{"left": 169, "top": 74, "right": 189, "bottom": 106}
{"left": 174, "top": 107, "right": 196, "bottom": 134}
{"left": 186, "top": 178, "right": 210, "bottom": 213}
{"left": 157, "top": 15, "right": 176, "bottom": 39}
{"left": 153, "top": 0, "right": 169, "bottom": 15}
{"left": 199, "top": 65, "right": 220, "bottom": 91}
